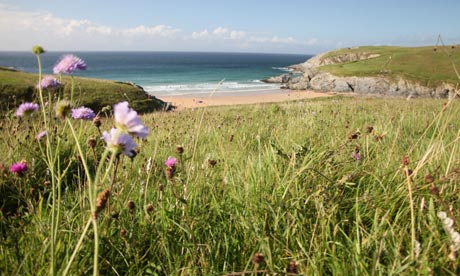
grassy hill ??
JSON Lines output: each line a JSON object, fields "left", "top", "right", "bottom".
{"left": 318, "top": 45, "right": 460, "bottom": 88}
{"left": 0, "top": 67, "right": 166, "bottom": 113}
{"left": 2, "top": 95, "right": 460, "bottom": 274}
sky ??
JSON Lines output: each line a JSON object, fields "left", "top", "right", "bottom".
{"left": 0, "top": 0, "right": 459, "bottom": 54}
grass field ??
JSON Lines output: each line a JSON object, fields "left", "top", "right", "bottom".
{"left": 2, "top": 94, "right": 460, "bottom": 275}
{"left": 0, "top": 67, "right": 165, "bottom": 113}
{"left": 318, "top": 45, "right": 460, "bottom": 88}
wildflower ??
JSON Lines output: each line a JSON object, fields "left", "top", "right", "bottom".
{"left": 53, "top": 54, "right": 87, "bottom": 74}
{"left": 35, "top": 130, "right": 47, "bottom": 141}
{"left": 36, "top": 76, "right": 60, "bottom": 89}
{"left": 10, "top": 161, "right": 28, "bottom": 175}
{"left": 55, "top": 100, "right": 72, "bottom": 120}
{"left": 113, "top": 101, "right": 148, "bottom": 139}
{"left": 352, "top": 152, "right": 361, "bottom": 161}
{"left": 102, "top": 128, "right": 137, "bottom": 158}
{"left": 15, "top": 102, "right": 39, "bottom": 117}
{"left": 71, "top": 106, "right": 96, "bottom": 120}
{"left": 437, "top": 211, "right": 460, "bottom": 260}
{"left": 165, "top": 157, "right": 177, "bottom": 167}
{"left": 165, "top": 157, "right": 177, "bottom": 179}
{"left": 32, "top": 45, "right": 45, "bottom": 55}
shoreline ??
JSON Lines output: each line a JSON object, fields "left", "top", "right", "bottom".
{"left": 157, "top": 89, "right": 335, "bottom": 109}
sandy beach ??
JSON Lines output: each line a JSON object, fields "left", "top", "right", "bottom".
{"left": 158, "top": 89, "right": 334, "bottom": 109}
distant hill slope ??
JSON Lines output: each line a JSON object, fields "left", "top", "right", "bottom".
{"left": 0, "top": 67, "right": 167, "bottom": 113}
{"left": 273, "top": 46, "right": 460, "bottom": 98}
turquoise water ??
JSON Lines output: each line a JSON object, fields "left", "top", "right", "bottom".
{"left": 0, "top": 51, "right": 311, "bottom": 96}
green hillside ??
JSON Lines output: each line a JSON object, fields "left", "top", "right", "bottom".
{"left": 0, "top": 67, "right": 166, "bottom": 113}
{"left": 318, "top": 45, "right": 460, "bottom": 87}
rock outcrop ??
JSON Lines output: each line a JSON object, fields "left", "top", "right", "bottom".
{"left": 267, "top": 48, "right": 458, "bottom": 98}
{"left": 262, "top": 74, "right": 292, "bottom": 84}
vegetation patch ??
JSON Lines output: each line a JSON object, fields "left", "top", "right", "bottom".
{"left": 318, "top": 45, "right": 460, "bottom": 88}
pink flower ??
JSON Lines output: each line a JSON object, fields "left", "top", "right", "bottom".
{"left": 113, "top": 101, "right": 148, "bottom": 139}
{"left": 16, "top": 102, "right": 39, "bottom": 117}
{"left": 53, "top": 54, "right": 87, "bottom": 74}
{"left": 165, "top": 157, "right": 177, "bottom": 167}
{"left": 352, "top": 152, "right": 361, "bottom": 161}
{"left": 10, "top": 161, "right": 28, "bottom": 175}
{"left": 36, "top": 75, "right": 60, "bottom": 89}
{"left": 35, "top": 130, "right": 47, "bottom": 141}
{"left": 71, "top": 106, "right": 96, "bottom": 120}
{"left": 102, "top": 128, "right": 137, "bottom": 157}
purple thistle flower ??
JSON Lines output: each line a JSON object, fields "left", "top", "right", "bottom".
{"left": 36, "top": 75, "right": 61, "bottom": 89}
{"left": 53, "top": 54, "right": 87, "bottom": 74}
{"left": 16, "top": 102, "right": 39, "bottom": 117}
{"left": 165, "top": 157, "right": 177, "bottom": 167}
{"left": 102, "top": 128, "right": 137, "bottom": 157}
{"left": 35, "top": 130, "right": 47, "bottom": 141}
{"left": 10, "top": 161, "right": 28, "bottom": 175}
{"left": 114, "top": 101, "right": 148, "bottom": 139}
{"left": 71, "top": 106, "right": 96, "bottom": 120}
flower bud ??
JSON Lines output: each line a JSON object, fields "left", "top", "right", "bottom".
{"left": 32, "top": 45, "right": 45, "bottom": 55}
{"left": 127, "top": 200, "right": 135, "bottom": 214}
{"left": 93, "top": 116, "right": 102, "bottom": 128}
{"left": 87, "top": 138, "right": 97, "bottom": 149}
{"left": 55, "top": 100, "right": 72, "bottom": 120}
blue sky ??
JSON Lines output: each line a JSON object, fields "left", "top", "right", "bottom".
{"left": 1, "top": 0, "right": 459, "bottom": 54}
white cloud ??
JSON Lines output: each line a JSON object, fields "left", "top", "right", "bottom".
{"left": 192, "top": 29, "right": 209, "bottom": 39}
{"left": 0, "top": 6, "right": 318, "bottom": 53}
{"left": 122, "top": 25, "right": 180, "bottom": 37}
{"left": 213, "top": 27, "right": 229, "bottom": 36}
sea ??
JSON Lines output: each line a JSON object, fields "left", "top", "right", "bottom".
{"left": 0, "top": 52, "right": 311, "bottom": 96}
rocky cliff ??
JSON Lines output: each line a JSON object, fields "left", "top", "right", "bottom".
{"left": 265, "top": 48, "right": 458, "bottom": 98}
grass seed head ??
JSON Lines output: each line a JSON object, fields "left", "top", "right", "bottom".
{"left": 96, "top": 189, "right": 111, "bottom": 215}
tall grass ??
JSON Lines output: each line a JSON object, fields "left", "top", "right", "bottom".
{"left": 1, "top": 48, "right": 460, "bottom": 275}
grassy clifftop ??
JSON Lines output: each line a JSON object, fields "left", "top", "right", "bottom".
{"left": 318, "top": 45, "right": 460, "bottom": 88}
{"left": 0, "top": 67, "right": 166, "bottom": 113}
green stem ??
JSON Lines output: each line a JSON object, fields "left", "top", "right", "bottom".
{"left": 62, "top": 217, "right": 92, "bottom": 276}
{"left": 37, "top": 53, "right": 57, "bottom": 276}
{"left": 404, "top": 166, "right": 416, "bottom": 260}
{"left": 70, "top": 75, "right": 75, "bottom": 103}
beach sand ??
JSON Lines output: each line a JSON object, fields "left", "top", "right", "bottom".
{"left": 158, "top": 90, "right": 335, "bottom": 109}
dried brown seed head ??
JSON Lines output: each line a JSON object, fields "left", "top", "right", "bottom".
{"left": 286, "top": 261, "right": 299, "bottom": 274}
{"left": 252, "top": 253, "right": 264, "bottom": 265}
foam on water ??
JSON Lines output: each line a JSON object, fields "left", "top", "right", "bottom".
{"left": 144, "top": 81, "right": 280, "bottom": 96}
